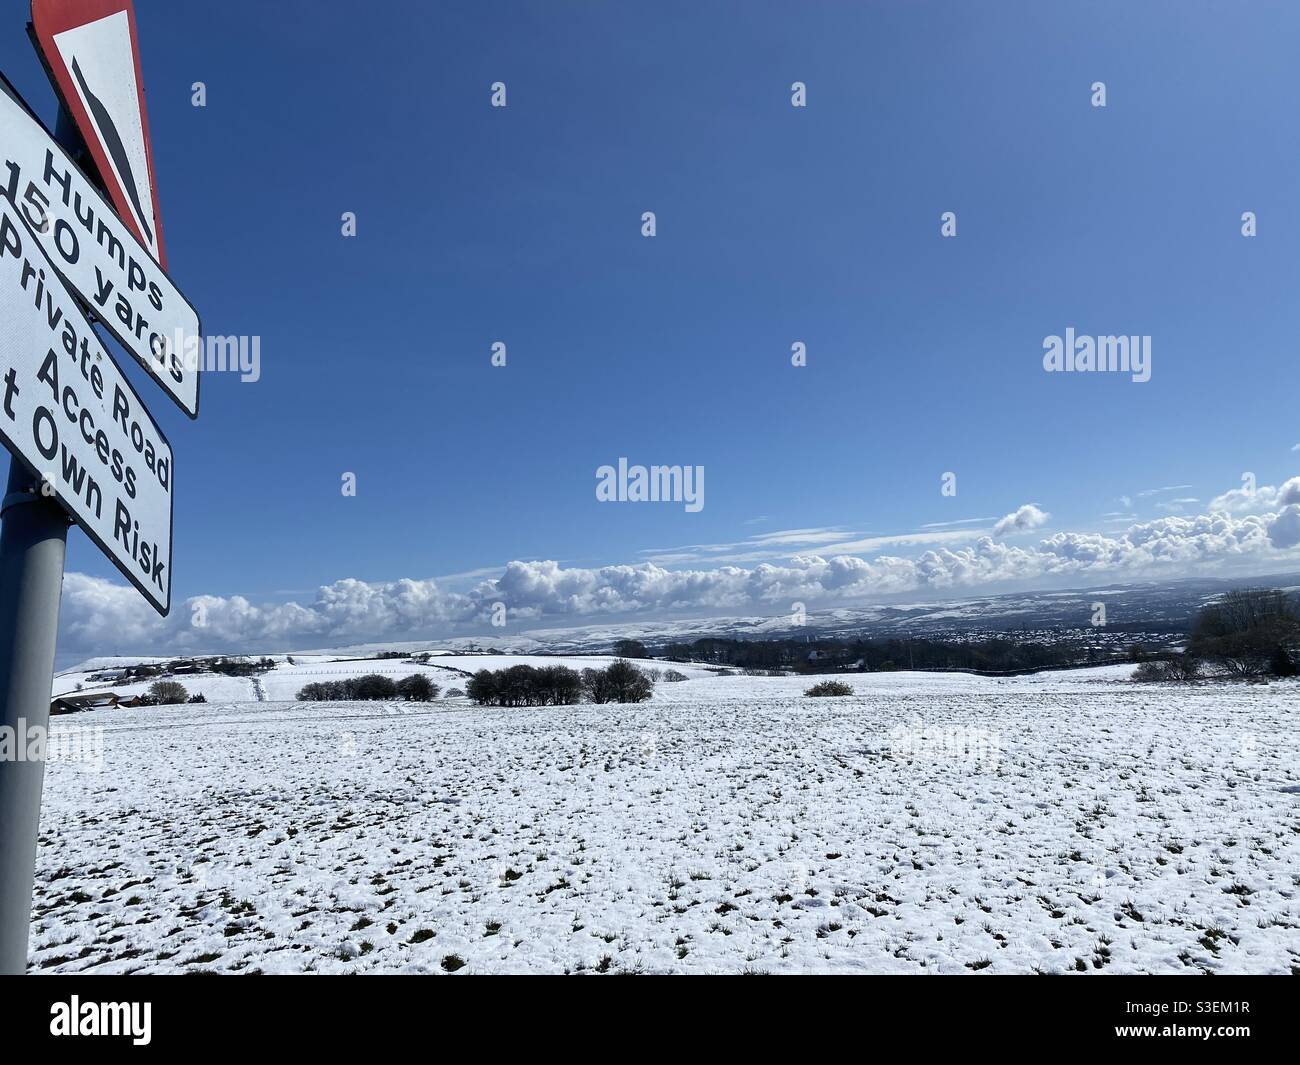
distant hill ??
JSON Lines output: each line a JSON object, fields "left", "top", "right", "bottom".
{"left": 61, "top": 572, "right": 1300, "bottom": 672}
{"left": 273, "top": 572, "right": 1300, "bottom": 658}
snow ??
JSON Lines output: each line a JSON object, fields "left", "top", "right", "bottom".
{"left": 27, "top": 670, "right": 1300, "bottom": 974}
{"left": 52, "top": 653, "right": 719, "bottom": 704}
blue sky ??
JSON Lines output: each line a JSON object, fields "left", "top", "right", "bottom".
{"left": 2, "top": 0, "right": 1299, "bottom": 654}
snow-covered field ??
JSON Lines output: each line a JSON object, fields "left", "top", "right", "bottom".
{"left": 51, "top": 653, "right": 719, "bottom": 704}
{"left": 29, "top": 667, "right": 1300, "bottom": 974}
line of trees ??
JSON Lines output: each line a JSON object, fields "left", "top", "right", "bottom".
{"left": 658, "top": 635, "right": 1110, "bottom": 674}
{"left": 1136, "top": 588, "right": 1299, "bottom": 680}
{"left": 210, "top": 656, "right": 277, "bottom": 677}
{"left": 466, "top": 661, "right": 654, "bottom": 707}
{"left": 466, "top": 664, "right": 582, "bottom": 706}
{"left": 296, "top": 674, "right": 439, "bottom": 701}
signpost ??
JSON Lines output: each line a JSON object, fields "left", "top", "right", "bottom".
{"left": 0, "top": 0, "right": 191, "bottom": 974}
{"left": 0, "top": 461, "right": 67, "bottom": 975}
{"left": 0, "top": 195, "right": 174, "bottom": 613}
{"left": 0, "top": 74, "right": 200, "bottom": 417}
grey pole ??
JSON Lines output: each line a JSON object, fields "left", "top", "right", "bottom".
{"left": 0, "top": 460, "right": 69, "bottom": 974}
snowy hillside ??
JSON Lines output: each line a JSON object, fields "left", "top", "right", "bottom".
{"left": 27, "top": 668, "right": 1300, "bottom": 974}
{"left": 52, "top": 653, "right": 719, "bottom": 704}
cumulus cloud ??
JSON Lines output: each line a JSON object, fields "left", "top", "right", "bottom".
{"left": 57, "top": 478, "right": 1300, "bottom": 657}
{"left": 1208, "top": 476, "right": 1300, "bottom": 515}
{"left": 60, "top": 573, "right": 171, "bottom": 653}
{"left": 1267, "top": 505, "right": 1300, "bottom": 550}
{"left": 992, "top": 504, "right": 1050, "bottom": 537}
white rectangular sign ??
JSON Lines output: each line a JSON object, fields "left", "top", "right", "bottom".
{"left": 0, "top": 74, "right": 200, "bottom": 417}
{"left": 0, "top": 195, "right": 172, "bottom": 614}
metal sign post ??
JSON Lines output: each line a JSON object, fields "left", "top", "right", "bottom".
{"left": 0, "top": 99, "right": 81, "bottom": 976}
{"left": 0, "top": 459, "right": 68, "bottom": 974}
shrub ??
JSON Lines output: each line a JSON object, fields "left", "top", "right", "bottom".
{"left": 581, "top": 667, "right": 613, "bottom": 704}
{"left": 465, "top": 662, "right": 651, "bottom": 705}
{"left": 396, "top": 674, "right": 438, "bottom": 701}
{"left": 498, "top": 664, "right": 540, "bottom": 706}
{"left": 148, "top": 679, "right": 189, "bottom": 705}
{"left": 599, "top": 660, "right": 654, "bottom": 703}
{"left": 536, "top": 665, "right": 582, "bottom": 705}
{"left": 1132, "top": 661, "right": 1171, "bottom": 682}
{"left": 188, "top": 693, "right": 207, "bottom": 703}
{"left": 661, "top": 669, "right": 689, "bottom": 683}
{"left": 805, "top": 680, "right": 853, "bottom": 697}
{"left": 613, "top": 639, "right": 650, "bottom": 659}
{"left": 296, "top": 674, "right": 400, "bottom": 701}
{"left": 1172, "top": 654, "right": 1201, "bottom": 681}
{"left": 445, "top": 688, "right": 464, "bottom": 699}
{"left": 466, "top": 665, "right": 582, "bottom": 707}
{"left": 1132, "top": 655, "right": 1200, "bottom": 682}
{"left": 465, "top": 670, "right": 497, "bottom": 705}
{"left": 351, "top": 674, "right": 398, "bottom": 700}
{"left": 1269, "top": 645, "right": 1298, "bottom": 678}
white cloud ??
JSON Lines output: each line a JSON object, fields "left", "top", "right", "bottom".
{"left": 806, "top": 530, "right": 988, "bottom": 555}
{"left": 992, "top": 504, "right": 1050, "bottom": 537}
{"left": 1267, "top": 505, "right": 1300, "bottom": 550}
{"left": 1209, "top": 476, "right": 1300, "bottom": 515}
{"left": 57, "top": 477, "right": 1300, "bottom": 657}
{"left": 639, "top": 526, "right": 976, "bottom": 565}
{"left": 60, "top": 573, "right": 171, "bottom": 653}
{"left": 918, "top": 516, "right": 999, "bottom": 529}
{"left": 747, "top": 527, "right": 856, "bottom": 546}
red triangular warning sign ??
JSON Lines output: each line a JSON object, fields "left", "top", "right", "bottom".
{"left": 30, "top": 0, "right": 167, "bottom": 267}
